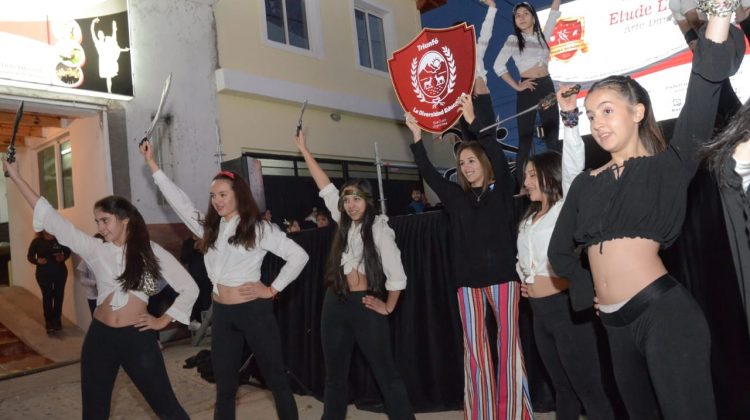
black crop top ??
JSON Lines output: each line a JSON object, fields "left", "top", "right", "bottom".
{"left": 549, "top": 25, "right": 746, "bottom": 312}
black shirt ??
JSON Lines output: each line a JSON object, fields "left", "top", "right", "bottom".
{"left": 549, "top": 26, "right": 747, "bottom": 311}
{"left": 27, "top": 236, "right": 71, "bottom": 280}
{"left": 411, "top": 114, "right": 518, "bottom": 288}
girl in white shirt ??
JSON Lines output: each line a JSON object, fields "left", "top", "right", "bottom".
{"left": 487, "top": 0, "right": 561, "bottom": 185}
{"left": 140, "top": 141, "right": 309, "bottom": 420}
{"left": 294, "top": 132, "right": 414, "bottom": 420}
{"left": 516, "top": 88, "right": 614, "bottom": 420}
{"left": 3, "top": 160, "right": 198, "bottom": 420}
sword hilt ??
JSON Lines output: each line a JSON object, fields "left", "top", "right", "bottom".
{"left": 561, "top": 84, "right": 581, "bottom": 98}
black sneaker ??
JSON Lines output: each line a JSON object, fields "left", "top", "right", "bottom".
{"left": 45, "top": 321, "right": 55, "bottom": 333}
{"left": 53, "top": 319, "right": 63, "bottom": 331}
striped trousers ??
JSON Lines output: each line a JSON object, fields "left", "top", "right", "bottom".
{"left": 458, "top": 282, "right": 532, "bottom": 420}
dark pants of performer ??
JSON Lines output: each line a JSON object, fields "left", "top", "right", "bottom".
{"left": 528, "top": 292, "right": 615, "bottom": 420}
{"left": 211, "top": 299, "right": 298, "bottom": 420}
{"left": 515, "top": 75, "right": 560, "bottom": 185}
{"left": 81, "top": 319, "right": 188, "bottom": 420}
{"left": 36, "top": 275, "right": 66, "bottom": 328}
{"left": 599, "top": 275, "right": 716, "bottom": 420}
{"left": 320, "top": 290, "right": 414, "bottom": 420}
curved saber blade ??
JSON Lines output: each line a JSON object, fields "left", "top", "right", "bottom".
{"left": 479, "top": 84, "right": 580, "bottom": 134}
{"left": 140, "top": 73, "right": 172, "bottom": 145}
{"left": 296, "top": 99, "right": 308, "bottom": 136}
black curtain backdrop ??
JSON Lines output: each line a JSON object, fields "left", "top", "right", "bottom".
{"left": 261, "top": 211, "right": 556, "bottom": 413}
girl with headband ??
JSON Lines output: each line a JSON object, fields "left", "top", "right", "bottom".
{"left": 294, "top": 131, "right": 414, "bottom": 420}
{"left": 139, "top": 142, "right": 309, "bottom": 420}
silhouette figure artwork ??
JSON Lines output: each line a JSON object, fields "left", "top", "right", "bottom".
{"left": 90, "top": 17, "right": 130, "bottom": 93}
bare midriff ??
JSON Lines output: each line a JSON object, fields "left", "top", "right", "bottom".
{"left": 94, "top": 292, "right": 149, "bottom": 327}
{"left": 526, "top": 275, "right": 569, "bottom": 298}
{"left": 520, "top": 64, "right": 549, "bottom": 79}
{"left": 588, "top": 237, "right": 667, "bottom": 305}
{"left": 214, "top": 282, "right": 256, "bottom": 305}
{"left": 347, "top": 270, "right": 368, "bottom": 292}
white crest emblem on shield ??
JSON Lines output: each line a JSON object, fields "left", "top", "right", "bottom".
{"left": 411, "top": 46, "right": 457, "bottom": 109}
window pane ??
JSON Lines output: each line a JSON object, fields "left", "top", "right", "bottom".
{"left": 266, "top": 0, "right": 287, "bottom": 44}
{"left": 368, "top": 14, "right": 387, "bottom": 71}
{"left": 37, "top": 146, "right": 58, "bottom": 209}
{"left": 60, "top": 141, "right": 74, "bottom": 208}
{"left": 286, "top": 0, "right": 309, "bottom": 49}
{"left": 355, "top": 10, "right": 371, "bottom": 68}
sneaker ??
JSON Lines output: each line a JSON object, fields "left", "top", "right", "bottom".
{"left": 45, "top": 321, "right": 54, "bottom": 334}
{"left": 189, "top": 320, "right": 202, "bottom": 332}
{"left": 53, "top": 319, "right": 63, "bottom": 331}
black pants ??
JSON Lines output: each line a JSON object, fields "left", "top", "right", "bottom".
{"left": 211, "top": 299, "right": 298, "bottom": 420}
{"left": 81, "top": 319, "right": 188, "bottom": 420}
{"left": 320, "top": 290, "right": 414, "bottom": 420}
{"left": 36, "top": 274, "right": 66, "bottom": 325}
{"left": 529, "top": 292, "right": 614, "bottom": 420}
{"left": 515, "top": 75, "right": 560, "bottom": 185}
{"left": 599, "top": 275, "right": 716, "bottom": 420}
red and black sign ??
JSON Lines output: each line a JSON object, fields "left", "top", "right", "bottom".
{"left": 549, "top": 17, "right": 588, "bottom": 62}
{"left": 388, "top": 24, "right": 476, "bottom": 133}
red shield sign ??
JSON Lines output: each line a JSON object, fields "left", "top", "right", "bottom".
{"left": 548, "top": 18, "right": 588, "bottom": 62}
{"left": 388, "top": 24, "right": 476, "bottom": 134}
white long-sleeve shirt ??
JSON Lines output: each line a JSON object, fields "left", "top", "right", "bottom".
{"left": 153, "top": 170, "right": 309, "bottom": 294}
{"left": 493, "top": 9, "right": 561, "bottom": 76}
{"left": 33, "top": 198, "right": 198, "bottom": 324}
{"left": 319, "top": 183, "right": 407, "bottom": 291}
{"left": 516, "top": 125, "right": 585, "bottom": 283}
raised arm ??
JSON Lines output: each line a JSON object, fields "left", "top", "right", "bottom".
{"left": 90, "top": 18, "right": 98, "bottom": 43}
{"left": 139, "top": 140, "right": 205, "bottom": 237}
{"left": 293, "top": 131, "right": 342, "bottom": 221}
{"left": 671, "top": 13, "right": 745, "bottom": 178}
{"left": 4, "top": 160, "right": 99, "bottom": 259}
{"left": 543, "top": 0, "right": 562, "bottom": 38}
{"left": 461, "top": 94, "right": 514, "bottom": 195}
{"left": 475, "top": 1, "right": 497, "bottom": 82}
{"left": 405, "top": 113, "right": 464, "bottom": 206}
{"left": 558, "top": 86, "right": 585, "bottom": 195}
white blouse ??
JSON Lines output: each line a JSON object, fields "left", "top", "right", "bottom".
{"left": 516, "top": 125, "right": 585, "bottom": 283}
{"left": 493, "top": 9, "right": 561, "bottom": 76}
{"left": 319, "top": 183, "right": 407, "bottom": 291}
{"left": 734, "top": 158, "right": 750, "bottom": 193}
{"left": 33, "top": 198, "right": 198, "bottom": 324}
{"left": 153, "top": 170, "right": 309, "bottom": 294}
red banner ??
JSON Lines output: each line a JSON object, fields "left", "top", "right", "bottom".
{"left": 388, "top": 24, "right": 476, "bottom": 134}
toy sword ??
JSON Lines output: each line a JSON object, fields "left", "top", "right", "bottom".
{"left": 4, "top": 101, "right": 24, "bottom": 177}
{"left": 140, "top": 73, "right": 172, "bottom": 146}
{"left": 296, "top": 99, "right": 308, "bottom": 136}
{"left": 480, "top": 84, "right": 581, "bottom": 134}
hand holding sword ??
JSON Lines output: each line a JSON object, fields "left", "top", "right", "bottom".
{"left": 4, "top": 101, "right": 24, "bottom": 178}
{"left": 480, "top": 84, "right": 581, "bottom": 134}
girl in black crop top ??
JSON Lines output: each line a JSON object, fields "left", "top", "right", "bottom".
{"left": 406, "top": 93, "right": 533, "bottom": 419}
{"left": 548, "top": 9, "right": 745, "bottom": 420}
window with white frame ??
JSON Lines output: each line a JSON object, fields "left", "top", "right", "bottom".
{"left": 354, "top": 6, "right": 387, "bottom": 72}
{"left": 37, "top": 137, "right": 75, "bottom": 209}
{"left": 265, "top": 0, "right": 310, "bottom": 50}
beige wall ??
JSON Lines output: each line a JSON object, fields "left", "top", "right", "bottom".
{"left": 8, "top": 113, "right": 110, "bottom": 330}
{"left": 215, "top": 0, "right": 421, "bottom": 102}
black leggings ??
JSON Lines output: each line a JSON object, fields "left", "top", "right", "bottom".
{"left": 528, "top": 292, "right": 615, "bottom": 420}
{"left": 599, "top": 275, "right": 716, "bottom": 420}
{"left": 36, "top": 275, "right": 66, "bottom": 323}
{"left": 320, "top": 290, "right": 414, "bottom": 420}
{"left": 515, "top": 74, "right": 560, "bottom": 184}
{"left": 211, "top": 299, "right": 298, "bottom": 420}
{"left": 80, "top": 319, "right": 188, "bottom": 420}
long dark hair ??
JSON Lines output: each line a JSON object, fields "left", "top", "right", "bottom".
{"left": 325, "top": 179, "right": 386, "bottom": 300}
{"left": 587, "top": 75, "right": 667, "bottom": 155}
{"left": 199, "top": 171, "right": 262, "bottom": 253}
{"left": 455, "top": 141, "right": 495, "bottom": 193}
{"left": 703, "top": 98, "right": 750, "bottom": 188}
{"left": 94, "top": 196, "right": 161, "bottom": 292}
{"left": 513, "top": 2, "right": 549, "bottom": 53}
{"left": 520, "top": 151, "right": 562, "bottom": 225}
